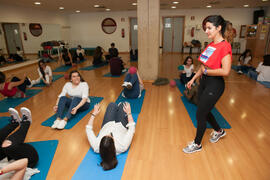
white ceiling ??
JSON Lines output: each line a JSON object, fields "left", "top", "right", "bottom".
{"left": 0, "top": 0, "right": 269, "bottom": 13}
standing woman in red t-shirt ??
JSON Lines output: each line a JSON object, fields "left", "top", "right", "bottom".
{"left": 183, "top": 15, "right": 232, "bottom": 154}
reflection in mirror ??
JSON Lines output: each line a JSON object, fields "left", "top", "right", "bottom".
{"left": 101, "top": 18, "right": 117, "bottom": 34}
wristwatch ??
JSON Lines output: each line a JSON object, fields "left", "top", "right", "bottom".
{"left": 203, "top": 68, "right": 207, "bottom": 75}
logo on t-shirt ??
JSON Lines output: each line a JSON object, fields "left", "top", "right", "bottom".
{"left": 200, "top": 46, "right": 216, "bottom": 63}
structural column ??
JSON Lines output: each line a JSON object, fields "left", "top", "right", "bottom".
{"left": 137, "top": 0, "right": 160, "bottom": 81}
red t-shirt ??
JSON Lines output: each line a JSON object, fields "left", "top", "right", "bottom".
{"left": 198, "top": 41, "right": 232, "bottom": 69}
{"left": 0, "top": 82, "right": 18, "bottom": 97}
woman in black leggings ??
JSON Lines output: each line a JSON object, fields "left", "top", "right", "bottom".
{"left": 183, "top": 15, "right": 232, "bottom": 154}
{"left": 0, "top": 107, "right": 38, "bottom": 179}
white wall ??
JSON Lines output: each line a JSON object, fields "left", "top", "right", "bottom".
{"left": 69, "top": 8, "right": 257, "bottom": 53}
{"left": 0, "top": 4, "right": 69, "bottom": 54}
{"left": 69, "top": 11, "right": 136, "bottom": 52}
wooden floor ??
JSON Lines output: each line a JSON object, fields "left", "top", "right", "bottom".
{"left": 1, "top": 53, "right": 270, "bottom": 180}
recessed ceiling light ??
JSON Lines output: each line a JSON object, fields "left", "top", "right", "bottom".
{"left": 94, "top": 5, "right": 100, "bottom": 8}
{"left": 76, "top": 10, "right": 80, "bottom": 13}
{"left": 206, "top": 5, "right": 212, "bottom": 8}
{"left": 262, "top": 0, "right": 268, "bottom": 2}
{"left": 34, "top": 2, "right": 41, "bottom": 5}
{"left": 171, "top": 6, "right": 176, "bottom": 8}
{"left": 243, "top": 4, "right": 249, "bottom": 7}
{"left": 172, "top": 1, "right": 179, "bottom": 4}
{"left": 132, "top": 3, "right": 137, "bottom": 6}
{"left": 105, "top": 8, "right": 111, "bottom": 11}
{"left": 59, "top": 7, "right": 64, "bottom": 10}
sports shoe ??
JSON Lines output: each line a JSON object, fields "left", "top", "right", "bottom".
{"left": 8, "top": 108, "right": 21, "bottom": 123}
{"left": 183, "top": 141, "right": 202, "bottom": 154}
{"left": 210, "top": 129, "right": 226, "bottom": 143}
{"left": 122, "top": 82, "right": 132, "bottom": 89}
{"left": 20, "top": 107, "right": 32, "bottom": 123}
{"left": 51, "top": 120, "right": 61, "bottom": 129}
{"left": 237, "top": 70, "right": 243, "bottom": 74}
{"left": 57, "top": 120, "right": 67, "bottom": 130}
{"left": 122, "top": 82, "right": 128, "bottom": 87}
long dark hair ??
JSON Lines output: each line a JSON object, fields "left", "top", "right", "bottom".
{"left": 239, "top": 49, "right": 252, "bottom": 62}
{"left": 38, "top": 60, "right": 46, "bottom": 79}
{"left": 263, "top": 54, "right": 270, "bottom": 66}
{"left": 94, "top": 46, "right": 102, "bottom": 59}
{"left": 69, "top": 70, "right": 85, "bottom": 82}
{"left": 205, "top": 15, "right": 227, "bottom": 38}
{"left": 183, "top": 56, "right": 193, "bottom": 65}
{"left": 0, "top": 72, "right": 6, "bottom": 84}
{"left": 99, "top": 136, "right": 118, "bottom": 170}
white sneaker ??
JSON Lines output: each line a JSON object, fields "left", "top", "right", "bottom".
{"left": 237, "top": 70, "right": 243, "bottom": 74}
{"left": 8, "top": 108, "right": 21, "bottom": 123}
{"left": 57, "top": 120, "right": 67, "bottom": 129}
{"left": 122, "top": 82, "right": 128, "bottom": 87}
{"left": 51, "top": 119, "right": 61, "bottom": 129}
{"left": 20, "top": 107, "right": 32, "bottom": 123}
{"left": 125, "top": 82, "right": 132, "bottom": 89}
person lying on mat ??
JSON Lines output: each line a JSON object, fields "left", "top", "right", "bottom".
{"left": 86, "top": 102, "right": 135, "bottom": 170}
{"left": 30, "top": 60, "right": 53, "bottom": 87}
{"left": 52, "top": 70, "right": 90, "bottom": 129}
{"left": 60, "top": 47, "right": 72, "bottom": 66}
{"left": 0, "top": 107, "right": 39, "bottom": 179}
{"left": 122, "top": 67, "right": 144, "bottom": 99}
{"left": 0, "top": 72, "right": 32, "bottom": 98}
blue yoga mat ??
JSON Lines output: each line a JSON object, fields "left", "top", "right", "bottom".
{"left": 32, "top": 74, "right": 64, "bottom": 87}
{"left": 53, "top": 65, "right": 72, "bottom": 72}
{"left": 175, "top": 79, "right": 186, "bottom": 94}
{"left": 80, "top": 63, "right": 108, "bottom": 71}
{"left": 0, "top": 117, "right": 11, "bottom": 129}
{"left": 72, "top": 114, "right": 139, "bottom": 180}
{"left": 181, "top": 96, "right": 231, "bottom": 129}
{"left": 103, "top": 69, "right": 127, "bottom": 77}
{"left": 41, "top": 96, "right": 104, "bottom": 129}
{"left": 115, "top": 90, "right": 146, "bottom": 113}
{"left": 29, "top": 140, "right": 58, "bottom": 180}
{"left": 0, "top": 89, "right": 42, "bottom": 113}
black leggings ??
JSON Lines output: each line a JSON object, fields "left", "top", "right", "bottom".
{"left": 101, "top": 103, "right": 128, "bottom": 129}
{"left": 194, "top": 75, "right": 224, "bottom": 145}
{"left": 0, "top": 121, "right": 39, "bottom": 168}
{"left": 11, "top": 77, "right": 31, "bottom": 93}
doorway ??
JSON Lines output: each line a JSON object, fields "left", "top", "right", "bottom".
{"left": 162, "top": 17, "right": 184, "bottom": 53}
{"left": 2, "top": 23, "right": 24, "bottom": 54}
{"left": 129, "top": 17, "right": 138, "bottom": 51}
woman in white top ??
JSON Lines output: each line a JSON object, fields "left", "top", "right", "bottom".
{"left": 52, "top": 70, "right": 90, "bottom": 129}
{"left": 237, "top": 49, "right": 254, "bottom": 74}
{"left": 31, "top": 60, "right": 52, "bottom": 86}
{"left": 248, "top": 54, "right": 270, "bottom": 82}
{"left": 179, "top": 56, "right": 195, "bottom": 85}
{"left": 86, "top": 102, "right": 135, "bottom": 170}
{"left": 75, "top": 45, "right": 85, "bottom": 62}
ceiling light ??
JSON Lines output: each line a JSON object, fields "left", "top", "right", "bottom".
{"left": 132, "top": 3, "right": 137, "bottom": 6}
{"left": 172, "top": 1, "right": 179, "bottom": 4}
{"left": 105, "top": 9, "right": 111, "bottom": 11}
{"left": 76, "top": 10, "right": 80, "bottom": 13}
{"left": 262, "top": 0, "right": 268, "bottom": 1}
{"left": 171, "top": 6, "right": 176, "bottom": 8}
{"left": 94, "top": 5, "right": 100, "bottom": 8}
{"left": 243, "top": 4, "right": 249, "bottom": 7}
{"left": 59, "top": 7, "right": 64, "bottom": 10}
{"left": 34, "top": 2, "right": 41, "bottom": 5}
{"left": 206, "top": 5, "right": 212, "bottom": 8}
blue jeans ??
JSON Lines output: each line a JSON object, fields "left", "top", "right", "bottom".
{"left": 237, "top": 66, "right": 255, "bottom": 74}
{"left": 57, "top": 96, "right": 90, "bottom": 119}
{"left": 123, "top": 73, "right": 140, "bottom": 99}
{"left": 248, "top": 70, "right": 258, "bottom": 81}
{"left": 101, "top": 103, "right": 128, "bottom": 128}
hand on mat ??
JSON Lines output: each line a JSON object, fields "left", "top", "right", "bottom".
{"left": 71, "top": 107, "right": 78, "bottom": 115}
{"left": 123, "top": 102, "right": 131, "bottom": 114}
{"left": 53, "top": 105, "right": 58, "bottom": 112}
{"left": 93, "top": 104, "right": 101, "bottom": 116}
